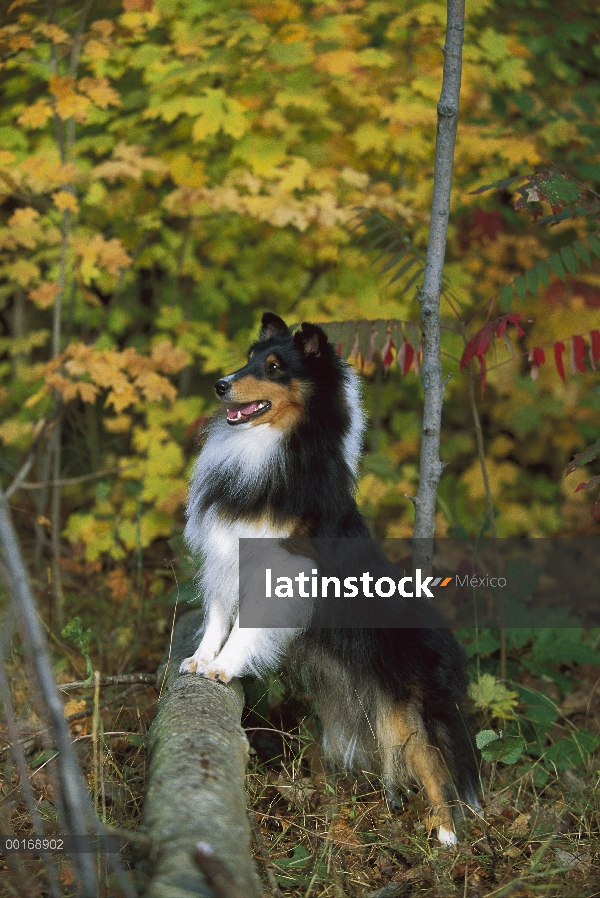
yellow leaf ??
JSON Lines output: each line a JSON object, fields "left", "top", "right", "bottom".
{"left": 25, "top": 387, "right": 48, "bottom": 408}
{"left": 316, "top": 49, "right": 359, "bottom": 76}
{"left": 108, "top": 382, "right": 139, "bottom": 413}
{"left": 104, "top": 413, "right": 132, "bottom": 433}
{"left": 50, "top": 74, "right": 91, "bottom": 122}
{"left": 8, "top": 207, "right": 44, "bottom": 249}
{"left": 169, "top": 153, "right": 205, "bottom": 188}
{"left": 93, "top": 142, "right": 168, "bottom": 182}
{"left": 77, "top": 382, "right": 99, "bottom": 404}
{"left": 29, "top": 282, "right": 60, "bottom": 309}
{"left": 8, "top": 0, "right": 36, "bottom": 11}
{"left": 46, "top": 373, "right": 78, "bottom": 402}
{"left": 135, "top": 370, "right": 176, "bottom": 402}
{"left": 17, "top": 100, "right": 53, "bottom": 129}
{"left": 39, "top": 23, "right": 69, "bottom": 43}
{"left": 0, "top": 151, "right": 16, "bottom": 166}
{"left": 352, "top": 123, "right": 390, "bottom": 155}
{"left": 83, "top": 39, "right": 110, "bottom": 59}
{"left": 191, "top": 89, "right": 249, "bottom": 142}
{"left": 7, "top": 258, "right": 39, "bottom": 287}
{"left": 53, "top": 190, "right": 79, "bottom": 213}
{"left": 78, "top": 76, "right": 120, "bottom": 109}
{"left": 0, "top": 419, "right": 34, "bottom": 446}
{"left": 90, "top": 19, "right": 115, "bottom": 37}
{"left": 9, "top": 34, "right": 35, "bottom": 51}
{"left": 151, "top": 339, "right": 188, "bottom": 373}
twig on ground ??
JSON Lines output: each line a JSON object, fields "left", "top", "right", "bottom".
{"left": 247, "top": 809, "right": 287, "bottom": 898}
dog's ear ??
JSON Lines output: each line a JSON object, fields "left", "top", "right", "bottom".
{"left": 294, "top": 322, "right": 328, "bottom": 357}
{"left": 259, "top": 312, "right": 289, "bottom": 341}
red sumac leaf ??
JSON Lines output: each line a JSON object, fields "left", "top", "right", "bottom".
{"left": 572, "top": 335, "right": 586, "bottom": 373}
{"left": 554, "top": 341, "right": 566, "bottom": 383}
{"left": 590, "top": 330, "right": 600, "bottom": 369}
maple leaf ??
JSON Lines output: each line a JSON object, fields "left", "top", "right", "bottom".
{"left": 150, "top": 340, "right": 188, "bottom": 373}
{"left": 8, "top": 34, "right": 35, "bottom": 51}
{"left": 53, "top": 190, "right": 79, "bottom": 213}
{"left": 191, "top": 89, "right": 249, "bottom": 142}
{"left": 50, "top": 74, "right": 91, "bottom": 122}
{"left": 316, "top": 49, "right": 360, "bottom": 76}
{"left": 93, "top": 143, "right": 168, "bottom": 182}
{"left": 83, "top": 38, "right": 110, "bottom": 59}
{"left": 39, "top": 23, "right": 69, "bottom": 43}
{"left": 8, "top": 207, "right": 44, "bottom": 248}
{"left": 29, "top": 282, "right": 60, "bottom": 309}
{"left": 17, "top": 100, "right": 53, "bottom": 128}
{"left": 78, "top": 76, "right": 121, "bottom": 109}
{"left": 135, "top": 370, "right": 176, "bottom": 403}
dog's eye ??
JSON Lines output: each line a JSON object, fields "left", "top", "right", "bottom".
{"left": 267, "top": 362, "right": 279, "bottom": 372}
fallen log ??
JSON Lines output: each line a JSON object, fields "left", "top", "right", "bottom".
{"left": 141, "top": 610, "right": 259, "bottom": 898}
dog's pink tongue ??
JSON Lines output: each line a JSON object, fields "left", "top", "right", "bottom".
{"left": 227, "top": 401, "right": 261, "bottom": 421}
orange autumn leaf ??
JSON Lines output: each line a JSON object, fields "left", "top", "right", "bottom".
{"left": 151, "top": 339, "right": 189, "bottom": 373}
{"left": 29, "top": 282, "right": 61, "bottom": 309}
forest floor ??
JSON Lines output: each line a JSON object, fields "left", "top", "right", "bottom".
{"left": 1, "top": 565, "right": 600, "bottom": 898}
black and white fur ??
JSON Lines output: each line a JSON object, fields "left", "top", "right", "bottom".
{"left": 180, "top": 312, "right": 478, "bottom": 844}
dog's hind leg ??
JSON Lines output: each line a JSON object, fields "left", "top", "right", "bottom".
{"left": 377, "top": 701, "right": 458, "bottom": 846}
{"left": 179, "top": 606, "right": 231, "bottom": 674}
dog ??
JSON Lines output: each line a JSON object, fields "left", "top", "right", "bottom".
{"left": 180, "top": 312, "right": 478, "bottom": 845}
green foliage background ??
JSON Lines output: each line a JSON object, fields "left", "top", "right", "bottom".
{"left": 0, "top": 0, "right": 599, "bottom": 591}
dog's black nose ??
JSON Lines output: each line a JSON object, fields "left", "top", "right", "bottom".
{"left": 214, "top": 378, "right": 229, "bottom": 397}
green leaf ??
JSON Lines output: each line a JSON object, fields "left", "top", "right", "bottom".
{"left": 386, "top": 257, "right": 418, "bottom": 285}
{"left": 586, "top": 233, "right": 600, "bottom": 258}
{"left": 524, "top": 267, "right": 538, "bottom": 296}
{"left": 476, "top": 729, "right": 499, "bottom": 749}
{"left": 514, "top": 274, "right": 527, "bottom": 301}
{"left": 534, "top": 259, "right": 550, "bottom": 289}
{"left": 544, "top": 731, "right": 600, "bottom": 770}
{"left": 559, "top": 245, "right": 579, "bottom": 275}
{"left": 549, "top": 252, "right": 566, "bottom": 282}
{"left": 498, "top": 284, "right": 513, "bottom": 310}
{"left": 479, "top": 734, "right": 526, "bottom": 764}
{"left": 573, "top": 239, "right": 591, "bottom": 267}
{"left": 470, "top": 674, "right": 518, "bottom": 718}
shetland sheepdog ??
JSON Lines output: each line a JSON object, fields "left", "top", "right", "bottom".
{"left": 180, "top": 312, "right": 478, "bottom": 845}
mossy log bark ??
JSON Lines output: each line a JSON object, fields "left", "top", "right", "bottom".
{"left": 142, "top": 610, "right": 259, "bottom": 898}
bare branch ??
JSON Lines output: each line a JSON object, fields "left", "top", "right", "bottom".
{"left": 16, "top": 464, "right": 134, "bottom": 492}
{"left": 59, "top": 672, "right": 157, "bottom": 691}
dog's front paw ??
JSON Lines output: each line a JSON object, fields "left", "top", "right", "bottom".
{"left": 202, "top": 665, "right": 234, "bottom": 684}
{"left": 179, "top": 655, "right": 204, "bottom": 674}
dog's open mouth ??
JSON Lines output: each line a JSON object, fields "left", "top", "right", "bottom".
{"left": 226, "top": 400, "right": 271, "bottom": 425}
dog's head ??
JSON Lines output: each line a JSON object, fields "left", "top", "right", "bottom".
{"left": 213, "top": 312, "right": 331, "bottom": 431}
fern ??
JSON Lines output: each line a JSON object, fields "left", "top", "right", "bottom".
{"left": 349, "top": 207, "right": 434, "bottom": 294}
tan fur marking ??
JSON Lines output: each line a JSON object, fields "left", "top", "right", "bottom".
{"left": 227, "top": 375, "right": 310, "bottom": 433}
{"left": 377, "top": 700, "right": 455, "bottom": 836}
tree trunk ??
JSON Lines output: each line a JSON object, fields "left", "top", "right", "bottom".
{"left": 142, "top": 611, "right": 259, "bottom": 898}
{"left": 413, "top": 0, "right": 465, "bottom": 572}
